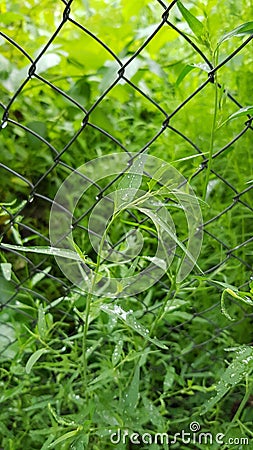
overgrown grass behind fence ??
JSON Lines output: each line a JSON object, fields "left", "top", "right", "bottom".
{"left": 0, "top": 1, "right": 253, "bottom": 449}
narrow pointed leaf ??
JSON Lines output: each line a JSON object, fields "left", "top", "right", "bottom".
{"left": 115, "top": 152, "right": 147, "bottom": 208}
{"left": 176, "top": 64, "right": 195, "bottom": 86}
{"left": 177, "top": 2, "right": 204, "bottom": 40}
{"left": 219, "top": 106, "right": 253, "bottom": 127}
{"left": 200, "top": 346, "right": 253, "bottom": 415}
{"left": 1, "top": 262, "right": 12, "bottom": 281}
{"left": 219, "top": 22, "right": 253, "bottom": 44}
{"left": 25, "top": 348, "right": 48, "bottom": 374}
{"left": 140, "top": 208, "right": 202, "bottom": 273}
{"left": 48, "top": 430, "right": 79, "bottom": 448}
{"left": 1, "top": 243, "right": 81, "bottom": 261}
{"left": 123, "top": 361, "right": 140, "bottom": 413}
{"left": 101, "top": 304, "right": 167, "bottom": 349}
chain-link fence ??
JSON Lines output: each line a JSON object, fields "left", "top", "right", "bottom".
{"left": 0, "top": 0, "right": 253, "bottom": 445}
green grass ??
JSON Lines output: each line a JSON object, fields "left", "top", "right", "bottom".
{"left": 1, "top": 0, "right": 253, "bottom": 449}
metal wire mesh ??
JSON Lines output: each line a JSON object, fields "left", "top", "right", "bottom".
{"left": 0, "top": 0, "right": 253, "bottom": 374}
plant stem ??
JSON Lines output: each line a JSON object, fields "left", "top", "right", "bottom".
{"left": 82, "top": 290, "right": 91, "bottom": 395}
{"left": 203, "top": 50, "right": 219, "bottom": 200}
{"left": 81, "top": 211, "right": 115, "bottom": 394}
{"left": 224, "top": 376, "right": 253, "bottom": 440}
{"left": 232, "top": 377, "right": 253, "bottom": 424}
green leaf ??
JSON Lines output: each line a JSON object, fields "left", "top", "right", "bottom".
{"left": 123, "top": 361, "right": 140, "bottom": 414}
{"left": 142, "top": 396, "right": 165, "bottom": 428}
{"left": 221, "top": 287, "right": 253, "bottom": 321}
{"left": 176, "top": 62, "right": 210, "bottom": 86}
{"left": 139, "top": 207, "right": 202, "bottom": 278}
{"left": 196, "top": 278, "right": 253, "bottom": 320}
{"left": 0, "top": 199, "right": 16, "bottom": 207}
{"left": 163, "top": 366, "right": 176, "bottom": 392}
{"left": 115, "top": 152, "right": 147, "bottom": 209}
{"left": 31, "top": 266, "right": 51, "bottom": 287}
{"left": 11, "top": 226, "right": 23, "bottom": 245}
{"left": 10, "top": 177, "right": 30, "bottom": 188}
{"left": 176, "top": 64, "right": 195, "bottom": 86}
{"left": 219, "top": 106, "right": 253, "bottom": 127}
{"left": 1, "top": 262, "right": 12, "bottom": 281}
{"left": 88, "top": 368, "right": 115, "bottom": 389}
{"left": 118, "top": 153, "right": 147, "bottom": 191}
{"left": 177, "top": 2, "right": 204, "bottom": 40}
{"left": 48, "top": 429, "right": 80, "bottom": 448}
{"left": 0, "top": 383, "right": 25, "bottom": 402}
{"left": 0, "top": 275, "right": 15, "bottom": 303}
{"left": 219, "top": 22, "right": 253, "bottom": 44}
{"left": 1, "top": 243, "right": 82, "bottom": 261}
{"left": 112, "top": 339, "right": 123, "bottom": 366}
{"left": 48, "top": 403, "right": 78, "bottom": 426}
{"left": 25, "top": 348, "right": 48, "bottom": 374}
{"left": 0, "top": 321, "right": 16, "bottom": 359}
{"left": 200, "top": 346, "right": 253, "bottom": 415}
{"left": 101, "top": 304, "right": 167, "bottom": 349}
{"left": 38, "top": 305, "right": 47, "bottom": 339}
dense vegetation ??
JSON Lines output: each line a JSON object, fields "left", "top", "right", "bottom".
{"left": 0, "top": 1, "right": 253, "bottom": 449}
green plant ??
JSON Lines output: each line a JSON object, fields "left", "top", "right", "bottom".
{"left": 1, "top": 0, "right": 253, "bottom": 448}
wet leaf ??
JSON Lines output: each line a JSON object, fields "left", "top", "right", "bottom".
{"left": 101, "top": 304, "right": 167, "bottom": 349}
{"left": 219, "top": 22, "right": 253, "bottom": 44}
{"left": 200, "top": 346, "right": 253, "bottom": 415}
{"left": 219, "top": 106, "right": 253, "bottom": 127}
{"left": 25, "top": 348, "right": 48, "bottom": 374}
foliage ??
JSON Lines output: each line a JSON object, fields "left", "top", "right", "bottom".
{"left": 0, "top": 0, "right": 253, "bottom": 449}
